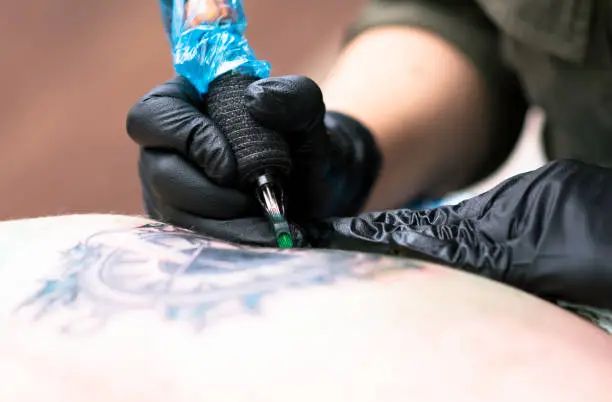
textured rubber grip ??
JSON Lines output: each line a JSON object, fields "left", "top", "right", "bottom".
{"left": 207, "top": 72, "right": 292, "bottom": 189}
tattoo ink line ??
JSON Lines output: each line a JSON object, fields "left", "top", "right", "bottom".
{"left": 15, "top": 224, "right": 407, "bottom": 333}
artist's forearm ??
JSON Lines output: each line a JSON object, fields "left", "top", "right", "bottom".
{"left": 323, "top": 27, "right": 492, "bottom": 210}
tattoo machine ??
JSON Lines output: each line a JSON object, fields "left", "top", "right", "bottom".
{"left": 167, "top": 0, "right": 293, "bottom": 249}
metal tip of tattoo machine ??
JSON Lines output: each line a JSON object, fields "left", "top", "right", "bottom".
{"left": 255, "top": 174, "right": 294, "bottom": 249}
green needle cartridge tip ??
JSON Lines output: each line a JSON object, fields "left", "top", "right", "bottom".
{"left": 277, "top": 232, "right": 294, "bottom": 249}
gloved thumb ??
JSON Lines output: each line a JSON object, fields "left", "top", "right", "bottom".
{"left": 300, "top": 211, "right": 426, "bottom": 256}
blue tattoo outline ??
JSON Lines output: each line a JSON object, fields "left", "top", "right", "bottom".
{"left": 16, "top": 223, "right": 408, "bottom": 332}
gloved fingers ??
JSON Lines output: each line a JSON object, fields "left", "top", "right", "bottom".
{"left": 331, "top": 207, "right": 467, "bottom": 233}
{"left": 306, "top": 214, "right": 458, "bottom": 257}
{"left": 324, "top": 212, "right": 460, "bottom": 247}
{"left": 139, "top": 149, "right": 258, "bottom": 220}
{"left": 170, "top": 210, "right": 310, "bottom": 248}
{"left": 387, "top": 223, "right": 509, "bottom": 281}
{"left": 245, "top": 76, "right": 326, "bottom": 139}
{"left": 127, "top": 76, "right": 236, "bottom": 185}
{"left": 159, "top": 207, "right": 280, "bottom": 247}
{"left": 320, "top": 213, "right": 507, "bottom": 279}
{"left": 140, "top": 179, "right": 164, "bottom": 222}
{"left": 515, "top": 259, "right": 612, "bottom": 311}
{"left": 141, "top": 177, "right": 279, "bottom": 247}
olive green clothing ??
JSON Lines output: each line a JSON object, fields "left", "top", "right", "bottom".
{"left": 347, "top": 0, "right": 612, "bottom": 169}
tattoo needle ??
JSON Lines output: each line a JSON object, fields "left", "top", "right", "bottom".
{"left": 257, "top": 175, "right": 293, "bottom": 249}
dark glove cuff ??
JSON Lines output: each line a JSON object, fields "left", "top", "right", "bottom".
{"left": 324, "top": 111, "right": 382, "bottom": 215}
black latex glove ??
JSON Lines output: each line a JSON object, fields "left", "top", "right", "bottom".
{"left": 308, "top": 160, "right": 612, "bottom": 310}
{"left": 126, "top": 75, "right": 380, "bottom": 245}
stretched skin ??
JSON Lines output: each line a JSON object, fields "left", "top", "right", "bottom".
{"left": 0, "top": 214, "right": 612, "bottom": 401}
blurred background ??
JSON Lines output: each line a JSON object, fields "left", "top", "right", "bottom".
{"left": 0, "top": 0, "right": 367, "bottom": 220}
{"left": 0, "top": 0, "right": 544, "bottom": 221}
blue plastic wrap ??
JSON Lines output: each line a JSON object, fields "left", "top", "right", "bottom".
{"left": 160, "top": 0, "right": 270, "bottom": 93}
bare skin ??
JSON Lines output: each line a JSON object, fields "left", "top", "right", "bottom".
{"left": 323, "top": 27, "right": 491, "bottom": 211}
{"left": 0, "top": 214, "right": 611, "bottom": 401}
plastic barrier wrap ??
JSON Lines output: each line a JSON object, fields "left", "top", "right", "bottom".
{"left": 162, "top": 0, "right": 270, "bottom": 93}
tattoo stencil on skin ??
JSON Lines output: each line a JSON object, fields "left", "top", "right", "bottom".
{"left": 15, "top": 223, "right": 416, "bottom": 333}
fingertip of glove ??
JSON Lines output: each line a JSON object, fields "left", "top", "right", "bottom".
{"left": 155, "top": 75, "right": 202, "bottom": 102}
{"left": 126, "top": 76, "right": 203, "bottom": 141}
{"left": 245, "top": 76, "right": 325, "bottom": 132}
{"left": 298, "top": 219, "right": 334, "bottom": 248}
{"left": 126, "top": 96, "right": 149, "bottom": 139}
{"left": 128, "top": 76, "right": 200, "bottom": 113}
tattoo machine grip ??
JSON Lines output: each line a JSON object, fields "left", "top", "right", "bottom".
{"left": 206, "top": 72, "right": 291, "bottom": 189}
{"left": 165, "top": 0, "right": 294, "bottom": 248}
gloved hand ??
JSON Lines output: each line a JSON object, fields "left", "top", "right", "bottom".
{"left": 126, "top": 75, "right": 380, "bottom": 245}
{"left": 308, "top": 160, "right": 612, "bottom": 310}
